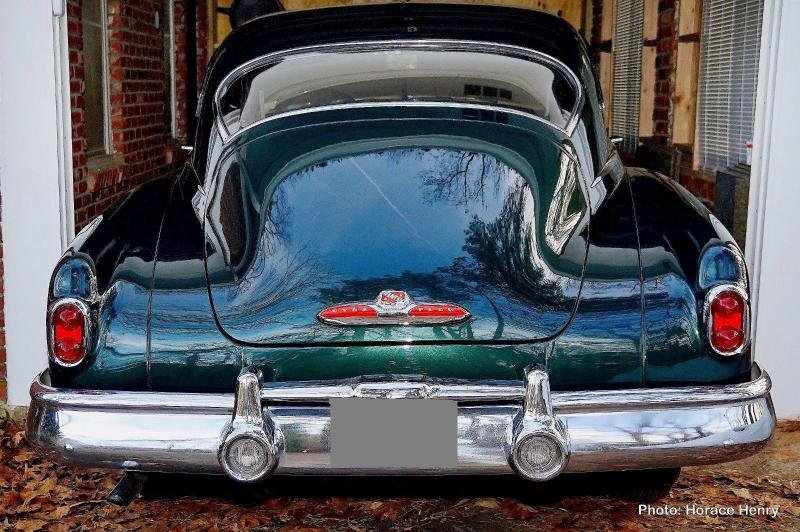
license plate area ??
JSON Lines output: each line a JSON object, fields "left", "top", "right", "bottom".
{"left": 330, "top": 398, "right": 457, "bottom": 469}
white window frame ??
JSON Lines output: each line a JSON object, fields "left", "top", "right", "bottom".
{"left": 167, "top": 0, "right": 178, "bottom": 138}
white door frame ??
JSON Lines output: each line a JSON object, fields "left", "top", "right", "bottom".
{"left": 52, "top": 0, "right": 76, "bottom": 248}
{"left": 746, "top": 0, "right": 800, "bottom": 418}
{"left": 0, "top": 0, "right": 73, "bottom": 406}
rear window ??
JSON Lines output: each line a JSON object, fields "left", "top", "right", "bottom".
{"left": 216, "top": 43, "right": 582, "bottom": 136}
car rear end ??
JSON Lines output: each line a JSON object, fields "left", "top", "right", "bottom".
{"left": 27, "top": 4, "right": 774, "bottom": 487}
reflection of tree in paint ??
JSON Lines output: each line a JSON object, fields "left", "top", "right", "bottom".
{"left": 419, "top": 151, "right": 507, "bottom": 207}
{"left": 318, "top": 148, "right": 564, "bottom": 310}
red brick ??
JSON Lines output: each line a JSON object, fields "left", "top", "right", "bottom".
{"left": 68, "top": 0, "right": 198, "bottom": 231}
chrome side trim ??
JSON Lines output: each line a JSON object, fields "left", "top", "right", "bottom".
{"left": 212, "top": 39, "right": 586, "bottom": 142}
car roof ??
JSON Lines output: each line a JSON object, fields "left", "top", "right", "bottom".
{"left": 193, "top": 3, "right": 606, "bottom": 177}
{"left": 200, "top": 3, "right": 598, "bottom": 113}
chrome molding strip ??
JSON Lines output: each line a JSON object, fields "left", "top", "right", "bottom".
{"left": 30, "top": 365, "right": 771, "bottom": 413}
{"left": 212, "top": 39, "right": 586, "bottom": 143}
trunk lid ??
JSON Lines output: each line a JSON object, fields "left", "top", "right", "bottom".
{"left": 203, "top": 109, "right": 589, "bottom": 346}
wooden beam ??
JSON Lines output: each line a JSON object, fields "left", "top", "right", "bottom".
{"left": 599, "top": 50, "right": 613, "bottom": 128}
{"left": 673, "top": 41, "right": 700, "bottom": 145}
{"left": 679, "top": 0, "right": 702, "bottom": 37}
{"left": 216, "top": 0, "right": 233, "bottom": 48}
{"left": 639, "top": 45, "right": 657, "bottom": 137}
{"left": 643, "top": 0, "right": 659, "bottom": 41}
{"left": 600, "top": 0, "right": 615, "bottom": 42}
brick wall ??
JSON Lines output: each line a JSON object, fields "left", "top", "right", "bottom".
{"left": 196, "top": 0, "right": 210, "bottom": 88}
{"left": 68, "top": 0, "right": 208, "bottom": 231}
{"left": 174, "top": 0, "right": 189, "bottom": 140}
{"left": 653, "top": 0, "right": 677, "bottom": 144}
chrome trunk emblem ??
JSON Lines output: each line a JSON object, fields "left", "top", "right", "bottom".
{"left": 317, "top": 290, "right": 471, "bottom": 326}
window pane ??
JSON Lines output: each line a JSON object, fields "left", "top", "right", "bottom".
{"left": 697, "top": 0, "right": 764, "bottom": 170}
{"left": 611, "top": 0, "right": 645, "bottom": 154}
{"left": 217, "top": 46, "right": 581, "bottom": 136}
{"left": 83, "top": 0, "right": 102, "bottom": 25}
{"left": 83, "top": 0, "right": 106, "bottom": 155}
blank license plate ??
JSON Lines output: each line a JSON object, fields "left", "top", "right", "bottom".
{"left": 330, "top": 399, "right": 457, "bottom": 469}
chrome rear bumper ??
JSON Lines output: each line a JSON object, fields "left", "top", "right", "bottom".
{"left": 26, "top": 365, "right": 775, "bottom": 477}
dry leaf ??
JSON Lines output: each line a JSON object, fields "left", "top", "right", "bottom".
{"left": 785, "top": 480, "right": 800, "bottom": 496}
{"left": 14, "top": 519, "right": 47, "bottom": 532}
{"left": 50, "top": 506, "right": 71, "bottom": 520}
{"left": 474, "top": 498, "right": 500, "bottom": 509}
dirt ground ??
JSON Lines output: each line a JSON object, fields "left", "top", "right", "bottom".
{"left": 2, "top": 413, "right": 799, "bottom": 531}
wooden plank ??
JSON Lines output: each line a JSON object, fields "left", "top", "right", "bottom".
{"left": 600, "top": 0, "right": 615, "bottom": 42}
{"left": 679, "top": 0, "right": 702, "bottom": 36}
{"left": 639, "top": 45, "right": 657, "bottom": 137}
{"left": 533, "top": 0, "right": 584, "bottom": 30}
{"left": 216, "top": 0, "right": 233, "bottom": 48}
{"left": 673, "top": 41, "right": 700, "bottom": 145}
{"left": 599, "top": 50, "right": 613, "bottom": 128}
{"left": 643, "top": 0, "right": 659, "bottom": 41}
{"left": 207, "top": 0, "right": 217, "bottom": 59}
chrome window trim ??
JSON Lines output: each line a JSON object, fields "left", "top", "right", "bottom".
{"left": 212, "top": 39, "right": 586, "bottom": 143}
{"left": 31, "top": 364, "right": 770, "bottom": 413}
{"left": 46, "top": 298, "right": 93, "bottom": 368}
{"left": 704, "top": 283, "right": 751, "bottom": 356}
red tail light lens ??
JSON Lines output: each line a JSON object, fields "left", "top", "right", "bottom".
{"left": 318, "top": 305, "right": 379, "bottom": 321}
{"left": 50, "top": 301, "right": 88, "bottom": 366}
{"left": 408, "top": 304, "right": 469, "bottom": 319}
{"left": 708, "top": 288, "right": 747, "bottom": 354}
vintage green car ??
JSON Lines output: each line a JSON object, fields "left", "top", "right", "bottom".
{"left": 27, "top": 2, "right": 774, "bottom": 502}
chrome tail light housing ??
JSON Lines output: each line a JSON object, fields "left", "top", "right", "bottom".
{"left": 47, "top": 298, "right": 91, "bottom": 367}
{"left": 704, "top": 284, "right": 750, "bottom": 356}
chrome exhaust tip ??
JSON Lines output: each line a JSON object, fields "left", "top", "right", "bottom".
{"left": 509, "top": 368, "right": 569, "bottom": 481}
{"left": 219, "top": 367, "right": 281, "bottom": 482}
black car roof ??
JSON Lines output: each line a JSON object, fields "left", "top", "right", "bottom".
{"left": 201, "top": 3, "right": 597, "bottom": 109}
{"left": 193, "top": 3, "right": 606, "bottom": 176}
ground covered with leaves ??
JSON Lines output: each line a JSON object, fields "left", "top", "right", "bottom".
{"left": 2, "top": 414, "right": 799, "bottom": 531}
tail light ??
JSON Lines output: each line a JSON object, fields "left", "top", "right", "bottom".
{"left": 705, "top": 286, "right": 748, "bottom": 355}
{"left": 49, "top": 299, "right": 90, "bottom": 366}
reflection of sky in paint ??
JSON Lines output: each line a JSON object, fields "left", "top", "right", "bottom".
{"left": 276, "top": 149, "right": 515, "bottom": 279}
